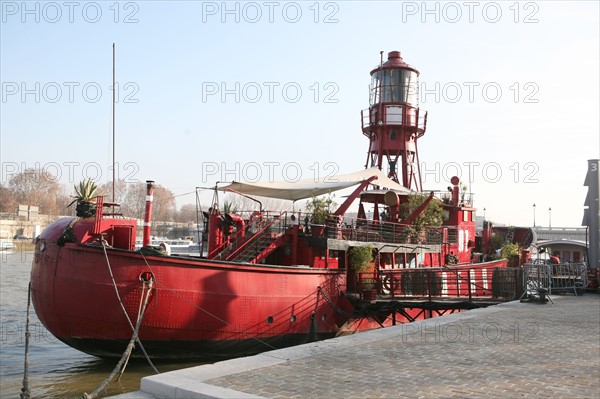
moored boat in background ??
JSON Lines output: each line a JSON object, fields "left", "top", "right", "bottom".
{"left": 135, "top": 237, "right": 201, "bottom": 256}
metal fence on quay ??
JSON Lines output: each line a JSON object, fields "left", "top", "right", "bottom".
{"left": 522, "top": 263, "right": 588, "bottom": 297}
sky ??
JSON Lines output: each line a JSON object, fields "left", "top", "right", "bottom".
{"left": 1, "top": 0, "right": 599, "bottom": 228}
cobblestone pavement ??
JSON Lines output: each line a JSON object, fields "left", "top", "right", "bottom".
{"left": 114, "top": 294, "right": 600, "bottom": 399}
{"left": 204, "top": 295, "right": 599, "bottom": 399}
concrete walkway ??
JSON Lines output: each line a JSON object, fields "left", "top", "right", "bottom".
{"left": 112, "top": 294, "right": 600, "bottom": 399}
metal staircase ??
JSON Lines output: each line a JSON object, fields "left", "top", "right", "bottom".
{"left": 227, "top": 217, "right": 287, "bottom": 263}
{"left": 230, "top": 231, "right": 278, "bottom": 263}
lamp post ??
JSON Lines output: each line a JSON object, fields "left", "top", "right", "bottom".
{"left": 483, "top": 207, "right": 486, "bottom": 221}
{"left": 549, "top": 207, "right": 552, "bottom": 230}
{"left": 533, "top": 203, "right": 536, "bottom": 227}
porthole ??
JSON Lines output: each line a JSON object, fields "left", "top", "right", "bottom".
{"left": 267, "top": 316, "right": 273, "bottom": 324}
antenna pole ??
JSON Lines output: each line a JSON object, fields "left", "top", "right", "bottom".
{"left": 112, "top": 43, "right": 116, "bottom": 207}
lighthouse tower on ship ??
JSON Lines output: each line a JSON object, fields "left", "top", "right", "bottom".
{"left": 361, "top": 51, "right": 427, "bottom": 191}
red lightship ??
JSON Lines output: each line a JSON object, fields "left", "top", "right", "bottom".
{"left": 31, "top": 51, "right": 508, "bottom": 359}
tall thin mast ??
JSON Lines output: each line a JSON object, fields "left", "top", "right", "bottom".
{"left": 112, "top": 43, "right": 116, "bottom": 206}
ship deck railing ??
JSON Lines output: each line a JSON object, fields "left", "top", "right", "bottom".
{"left": 429, "top": 190, "right": 474, "bottom": 208}
{"left": 209, "top": 211, "right": 462, "bottom": 259}
{"left": 213, "top": 210, "right": 460, "bottom": 249}
{"left": 360, "top": 103, "right": 427, "bottom": 135}
{"left": 321, "top": 217, "right": 459, "bottom": 247}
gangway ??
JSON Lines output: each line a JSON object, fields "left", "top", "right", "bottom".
{"left": 344, "top": 262, "right": 517, "bottom": 325}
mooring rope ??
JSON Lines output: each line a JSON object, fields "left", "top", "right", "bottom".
{"left": 82, "top": 277, "right": 154, "bottom": 399}
{"left": 20, "top": 281, "right": 32, "bottom": 399}
{"left": 116, "top": 278, "right": 148, "bottom": 381}
{"left": 100, "top": 241, "right": 159, "bottom": 373}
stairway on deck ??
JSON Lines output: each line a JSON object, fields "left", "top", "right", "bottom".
{"left": 226, "top": 217, "right": 286, "bottom": 264}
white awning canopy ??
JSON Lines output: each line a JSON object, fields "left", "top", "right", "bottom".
{"left": 220, "top": 167, "right": 413, "bottom": 201}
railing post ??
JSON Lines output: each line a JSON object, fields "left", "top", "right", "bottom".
{"left": 92, "top": 196, "right": 104, "bottom": 236}
{"left": 427, "top": 270, "right": 432, "bottom": 302}
{"left": 515, "top": 267, "right": 522, "bottom": 300}
{"left": 456, "top": 272, "right": 460, "bottom": 297}
{"left": 467, "top": 269, "right": 472, "bottom": 301}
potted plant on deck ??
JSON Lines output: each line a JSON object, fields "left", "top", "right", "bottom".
{"left": 349, "top": 245, "right": 376, "bottom": 301}
{"left": 306, "top": 196, "right": 334, "bottom": 237}
{"left": 68, "top": 179, "right": 99, "bottom": 218}
{"left": 399, "top": 193, "right": 443, "bottom": 243}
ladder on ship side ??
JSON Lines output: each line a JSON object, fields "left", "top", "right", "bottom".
{"left": 231, "top": 229, "right": 281, "bottom": 263}
{"left": 227, "top": 217, "right": 285, "bottom": 263}
{"left": 216, "top": 217, "right": 272, "bottom": 260}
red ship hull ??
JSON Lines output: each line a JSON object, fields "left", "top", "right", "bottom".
{"left": 31, "top": 218, "right": 350, "bottom": 359}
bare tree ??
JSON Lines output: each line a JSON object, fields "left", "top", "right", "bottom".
{"left": 97, "top": 179, "right": 129, "bottom": 206}
{"left": 153, "top": 185, "right": 177, "bottom": 222}
{"left": 97, "top": 180, "right": 176, "bottom": 222}
{"left": 177, "top": 203, "right": 198, "bottom": 223}
{"left": 57, "top": 189, "right": 75, "bottom": 216}
{"left": 97, "top": 180, "right": 145, "bottom": 218}
{"left": 0, "top": 184, "right": 18, "bottom": 213}
{"left": 8, "top": 168, "right": 63, "bottom": 214}
{"left": 3, "top": 172, "right": 295, "bottom": 225}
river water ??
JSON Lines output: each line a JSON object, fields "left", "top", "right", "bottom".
{"left": 0, "top": 250, "right": 204, "bottom": 398}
